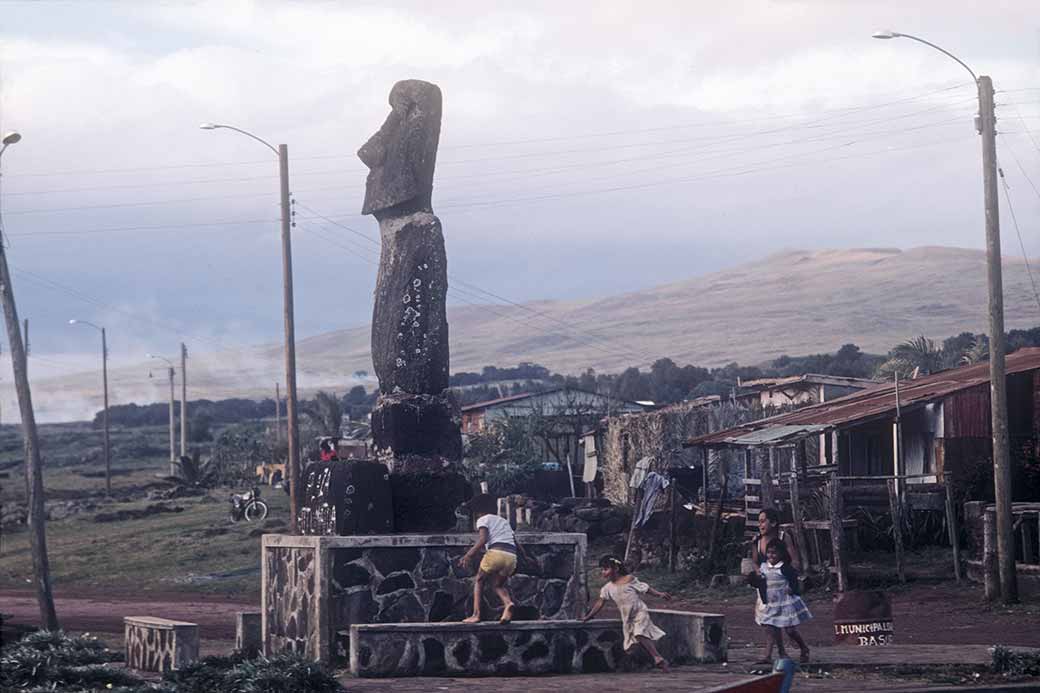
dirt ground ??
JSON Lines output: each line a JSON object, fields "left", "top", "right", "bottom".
{"left": 3, "top": 580, "right": 1039, "bottom": 691}
{"left": 3, "top": 579, "right": 1039, "bottom": 649}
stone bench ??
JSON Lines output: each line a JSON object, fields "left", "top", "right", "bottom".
{"left": 124, "top": 616, "right": 199, "bottom": 673}
{"left": 349, "top": 610, "right": 726, "bottom": 677}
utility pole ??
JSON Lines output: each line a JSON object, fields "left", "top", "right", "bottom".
{"left": 148, "top": 352, "right": 177, "bottom": 475}
{"left": 279, "top": 144, "right": 301, "bottom": 533}
{"left": 180, "top": 342, "right": 188, "bottom": 458}
{"left": 70, "top": 319, "right": 111, "bottom": 495}
{"left": 0, "top": 130, "right": 59, "bottom": 630}
{"left": 872, "top": 30, "right": 1018, "bottom": 603}
{"left": 167, "top": 366, "right": 176, "bottom": 475}
{"left": 200, "top": 123, "right": 300, "bottom": 532}
{"left": 101, "top": 327, "right": 110, "bottom": 496}
{"left": 979, "top": 75, "right": 1017, "bottom": 603}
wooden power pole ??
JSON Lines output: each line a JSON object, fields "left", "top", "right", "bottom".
{"left": 167, "top": 366, "right": 176, "bottom": 475}
{"left": 180, "top": 342, "right": 188, "bottom": 458}
{"left": 979, "top": 75, "right": 1017, "bottom": 603}
{"left": 101, "top": 327, "right": 111, "bottom": 496}
{"left": 0, "top": 216, "right": 59, "bottom": 631}
{"left": 279, "top": 144, "right": 301, "bottom": 533}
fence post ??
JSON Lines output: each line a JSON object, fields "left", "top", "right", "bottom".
{"left": 942, "top": 472, "right": 963, "bottom": 582}
{"left": 887, "top": 478, "right": 906, "bottom": 583}
{"left": 789, "top": 472, "right": 810, "bottom": 572}
{"left": 829, "top": 472, "right": 848, "bottom": 592}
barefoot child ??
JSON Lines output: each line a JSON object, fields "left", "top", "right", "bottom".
{"left": 582, "top": 555, "right": 672, "bottom": 672}
{"left": 458, "top": 494, "right": 527, "bottom": 623}
{"left": 749, "top": 538, "right": 812, "bottom": 663}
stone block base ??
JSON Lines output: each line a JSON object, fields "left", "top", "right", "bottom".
{"left": 349, "top": 610, "right": 725, "bottom": 677}
{"left": 263, "top": 532, "right": 587, "bottom": 663}
{"left": 124, "top": 616, "right": 199, "bottom": 673}
{"left": 236, "top": 612, "right": 262, "bottom": 657}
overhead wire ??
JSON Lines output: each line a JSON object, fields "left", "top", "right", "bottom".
{"left": 293, "top": 208, "right": 665, "bottom": 368}
{"left": 995, "top": 157, "right": 1040, "bottom": 314}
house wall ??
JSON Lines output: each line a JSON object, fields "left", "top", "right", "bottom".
{"left": 600, "top": 402, "right": 757, "bottom": 505}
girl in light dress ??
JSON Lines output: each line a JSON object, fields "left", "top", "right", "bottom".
{"left": 582, "top": 555, "right": 672, "bottom": 672}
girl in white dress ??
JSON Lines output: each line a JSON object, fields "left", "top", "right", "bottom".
{"left": 582, "top": 555, "right": 672, "bottom": 671}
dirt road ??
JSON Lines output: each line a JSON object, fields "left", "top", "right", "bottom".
{"left": 3, "top": 580, "right": 1038, "bottom": 650}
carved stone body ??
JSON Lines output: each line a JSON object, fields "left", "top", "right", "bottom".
{"left": 359, "top": 80, "right": 466, "bottom": 529}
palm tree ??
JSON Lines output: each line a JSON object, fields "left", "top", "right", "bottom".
{"left": 302, "top": 391, "right": 343, "bottom": 437}
{"left": 961, "top": 336, "right": 990, "bottom": 365}
{"left": 891, "top": 336, "right": 943, "bottom": 376}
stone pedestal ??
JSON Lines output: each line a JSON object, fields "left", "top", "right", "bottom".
{"left": 124, "top": 616, "right": 199, "bottom": 673}
{"left": 262, "top": 532, "right": 587, "bottom": 663}
{"left": 236, "top": 612, "right": 262, "bottom": 657}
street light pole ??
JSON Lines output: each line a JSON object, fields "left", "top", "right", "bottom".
{"left": 70, "top": 319, "right": 111, "bottom": 496}
{"left": 874, "top": 30, "right": 1016, "bottom": 602}
{"left": 200, "top": 123, "right": 300, "bottom": 533}
{"left": 148, "top": 354, "right": 178, "bottom": 475}
{"left": 1, "top": 131, "right": 60, "bottom": 630}
{"left": 180, "top": 342, "right": 188, "bottom": 458}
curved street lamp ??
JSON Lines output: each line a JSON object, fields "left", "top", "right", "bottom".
{"left": 147, "top": 353, "right": 179, "bottom": 475}
{"left": 873, "top": 30, "right": 1015, "bottom": 602}
{"left": 70, "top": 319, "right": 111, "bottom": 496}
{"left": 200, "top": 121, "right": 300, "bottom": 532}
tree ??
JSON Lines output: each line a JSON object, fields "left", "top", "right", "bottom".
{"left": 879, "top": 336, "right": 944, "bottom": 378}
{"left": 302, "top": 391, "right": 343, "bottom": 437}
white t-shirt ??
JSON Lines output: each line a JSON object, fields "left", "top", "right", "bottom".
{"left": 476, "top": 514, "right": 515, "bottom": 548}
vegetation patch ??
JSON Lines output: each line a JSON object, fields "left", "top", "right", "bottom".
{"left": 1, "top": 631, "right": 343, "bottom": 693}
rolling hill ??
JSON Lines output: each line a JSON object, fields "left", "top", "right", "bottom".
{"left": 14, "top": 246, "right": 1040, "bottom": 422}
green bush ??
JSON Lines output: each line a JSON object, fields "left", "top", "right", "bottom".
{"left": 0, "top": 630, "right": 126, "bottom": 690}
{"left": 1, "top": 631, "right": 342, "bottom": 693}
{"left": 992, "top": 645, "right": 1040, "bottom": 676}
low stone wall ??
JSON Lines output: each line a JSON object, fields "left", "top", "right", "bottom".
{"left": 350, "top": 610, "right": 726, "bottom": 677}
{"left": 124, "top": 616, "right": 198, "bottom": 673}
{"left": 262, "top": 532, "right": 587, "bottom": 663}
{"left": 500, "top": 496, "right": 629, "bottom": 539}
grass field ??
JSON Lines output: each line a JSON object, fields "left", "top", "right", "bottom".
{"left": 0, "top": 420, "right": 281, "bottom": 598}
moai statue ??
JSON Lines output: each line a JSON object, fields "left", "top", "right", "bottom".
{"left": 359, "top": 80, "right": 468, "bottom": 530}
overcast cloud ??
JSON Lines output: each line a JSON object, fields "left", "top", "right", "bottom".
{"left": 1, "top": 0, "right": 1038, "bottom": 389}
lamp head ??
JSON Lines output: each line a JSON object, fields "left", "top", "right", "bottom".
{"left": 2, "top": 131, "right": 21, "bottom": 145}
{"left": 68, "top": 319, "right": 78, "bottom": 325}
{"left": 872, "top": 30, "right": 900, "bottom": 39}
{"left": 199, "top": 122, "right": 219, "bottom": 130}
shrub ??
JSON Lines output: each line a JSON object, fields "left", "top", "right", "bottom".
{"left": 992, "top": 645, "right": 1040, "bottom": 677}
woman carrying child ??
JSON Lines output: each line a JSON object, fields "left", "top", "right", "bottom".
{"left": 748, "top": 537, "right": 812, "bottom": 664}
{"left": 582, "top": 555, "right": 672, "bottom": 672}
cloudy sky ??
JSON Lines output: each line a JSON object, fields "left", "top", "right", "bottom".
{"left": 1, "top": 0, "right": 1038, "bottom": 380}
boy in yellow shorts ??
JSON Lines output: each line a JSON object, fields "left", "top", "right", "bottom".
{"left": 459, "top": 494, "right": 528, "bottom": 623}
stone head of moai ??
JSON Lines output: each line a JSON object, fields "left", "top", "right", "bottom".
{"left": 358, "top": 79, "right": 443, "bottom": 220}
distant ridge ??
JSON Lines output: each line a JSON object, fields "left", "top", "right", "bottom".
{"left": 15, "top": 246, "right": 1040, "bottom": 421}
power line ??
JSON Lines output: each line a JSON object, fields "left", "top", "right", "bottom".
{"left": 8, "top": 81, "right": 973, "bottom": 181}
{"left": 293, "top": 207, "right": 664, "bottom": 367}
{"left": 996, "top": 160, "right": 1040, "bottom": 314}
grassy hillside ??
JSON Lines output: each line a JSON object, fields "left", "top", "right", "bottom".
{"left": 12, "top": 246, "right": 1040, "bottom": 421}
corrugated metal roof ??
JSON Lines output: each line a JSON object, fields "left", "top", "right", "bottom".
{"left": 687, "top": 347, "right": 1040, "bottom": 447}
{"left": 723, "top": 424, "right": 832, "bottom": 446}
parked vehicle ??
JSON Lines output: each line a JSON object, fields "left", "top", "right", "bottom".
{"left": 229, "top": 487, "right": 269, "bottom": 523}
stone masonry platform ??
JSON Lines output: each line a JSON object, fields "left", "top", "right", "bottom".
{"left": 350, "top": 610, "right": 726, "bottom": 677}
{"left": 262, "top": 532, "right": 587, "bottom": 663}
